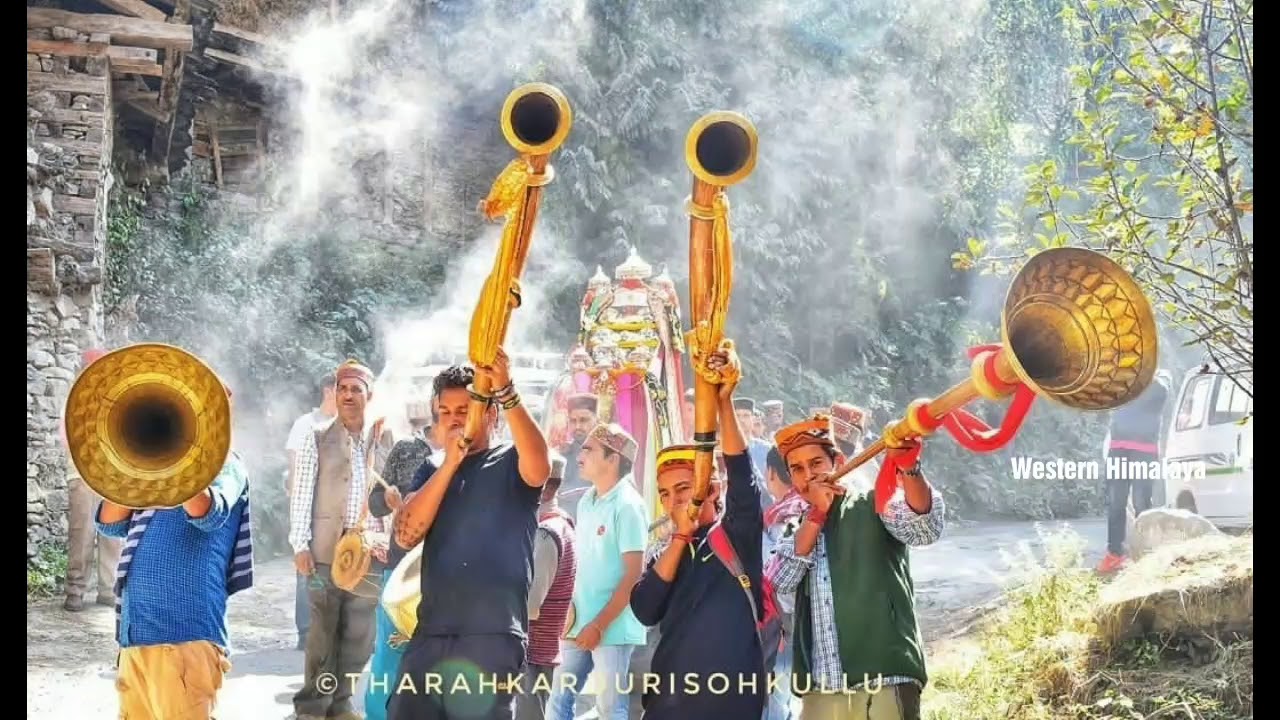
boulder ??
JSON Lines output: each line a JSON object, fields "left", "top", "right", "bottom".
{"left": 1130, "top": 507, "right": 1222, "bottom": 559}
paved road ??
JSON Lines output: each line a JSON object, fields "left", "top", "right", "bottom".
{"left": 26, "top": 517, "right": 1107, "bottom": 719}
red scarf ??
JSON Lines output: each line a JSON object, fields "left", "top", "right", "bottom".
{"left": 764, "top": 488, "right": 809, "bottom": 528}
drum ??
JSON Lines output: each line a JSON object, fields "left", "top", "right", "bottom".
{"left": 381, "top": 543, "right": 423, "bottom": 639}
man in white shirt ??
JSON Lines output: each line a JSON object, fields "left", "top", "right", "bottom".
{"left": 285, "top": 372, "right": 335, "bottom": 649}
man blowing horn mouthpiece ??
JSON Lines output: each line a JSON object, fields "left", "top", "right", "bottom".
{"left": 91, "top": 366, "right": 252, "bottom": 720}
{"left": 628, "top": 340, "right": 771, "bottom": 720}
{"left": 764, "top": 411, "right": 945, "bottom": 720}
{"left": 387, "top": 356, "right": 552, "bottom": 720}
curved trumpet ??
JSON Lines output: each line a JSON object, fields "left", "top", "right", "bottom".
{"left": 829, "top": 247, "right": 1159, "bottom": 492}
{"left": 462, "top": 82, "right": 573, "bottom": 450}
{"left": 683, "top": 111, "right": 758, "bottom": 521}
{"left": 63, "top": 343, "right": 232, "bottom": 509}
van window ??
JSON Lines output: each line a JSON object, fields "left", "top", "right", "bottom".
{"left": 1175, "top": 375, "right": 1213, "bottom": 431}
{"left": 1209, "top": 376, "right": 1253, "bottom": 425}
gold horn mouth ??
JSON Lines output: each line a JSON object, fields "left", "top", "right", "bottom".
{"left": 501, "top": 82, "right": 573, "bottom": 156}
{"left": 1000, "top": 247, "right": 1159, "bottom": 411}
{"left": 685, "top": 111, "right": 758, "bottom": 187}
{"left": 63, "top": 343, "right": 232, "bottom": 509}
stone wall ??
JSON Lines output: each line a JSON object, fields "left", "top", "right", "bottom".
{"left": 26, "top": 28, "right": 114, "bottom": 560}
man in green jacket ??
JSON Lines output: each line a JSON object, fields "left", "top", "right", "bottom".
{"left": 765, "top": 412, "right": 945, "bottom": 720}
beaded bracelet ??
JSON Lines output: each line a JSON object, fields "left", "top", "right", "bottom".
{"left": 500, "top": 393, "right": 522, "bottom": 411}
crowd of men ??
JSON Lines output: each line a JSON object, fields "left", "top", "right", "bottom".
{"left": 65, "top": 341, "right": 952, "bottom": 720}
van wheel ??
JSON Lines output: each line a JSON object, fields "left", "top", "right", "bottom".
{"left": 1175, "top": 491, "right": 1197, "bottom": 513}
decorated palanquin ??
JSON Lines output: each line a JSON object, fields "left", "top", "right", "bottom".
{"left": 542, "top": 248, "right": 688, "bottom": 533}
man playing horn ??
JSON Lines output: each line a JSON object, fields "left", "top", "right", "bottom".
{"left": 765, "top": 412, "right": 945, "bottom": 720}
{"left": 387, "top": 354, "right": 552, "bottom": 720}
{"left": 289, "top": 360, "right": 395, "bottom": 720}
{"left": 94, "top": 383, "right": 252, "bottom": 720}
{"left": 518, "top": 452, "right": 578, "bottom": 720}
{"left": 545, "top": 422, "right": 649, "bottom": 720}
{"left": 628, "top": 341, "right": 770, "bottom": 720}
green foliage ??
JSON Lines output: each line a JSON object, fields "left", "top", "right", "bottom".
{"left": 27, "top": 542, "right": 67, "bottom": 600}
{"left": 107, "top": 179, "right": 443, "bottom": 395}
{"left": 956, "top": 0, "right": 1253, "bottom": 388}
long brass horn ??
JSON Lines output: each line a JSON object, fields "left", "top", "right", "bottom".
{"left": 683, "top": 111, "right": 758, "bottom": 521}
{"left": 63, "top": 343, "right": 232, "bottom": 509}
{"left": 460, "top": 82, "right": 572, "bottom": 450}
{"left": 828, "top": 246, "right": 1159, "bottom": 485}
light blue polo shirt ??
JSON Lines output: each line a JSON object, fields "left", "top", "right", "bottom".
{"left": 570, "top": 477, "right": 649, "bottom": 646}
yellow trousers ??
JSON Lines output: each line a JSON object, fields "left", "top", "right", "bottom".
{"left": 116, "top": 641, "right": 232, "bottom": 720}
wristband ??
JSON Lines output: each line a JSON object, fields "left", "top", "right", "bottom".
{"left": 896, "top": 463, "right": 923, "bottom": 477}
{"left": 493, "top": 382, "right": 516, "bottom": 399}
{"left": 500, "top": 393, "right": 522, "bottom": 411}
{"left": 806, "top": 507, "right": 828, "bottom": 526}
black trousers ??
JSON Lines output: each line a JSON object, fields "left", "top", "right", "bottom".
{"left": 513, "top": 662, "right": 554, "bottom": 720}
{"left": 1106, "top": 448, "right": 1157, "bottom": 555}
{"left": 293, "top": 563, "right": 381, "bottom": 717}
{"left": 387, "top": 633, "right": 528, "bottom": 720}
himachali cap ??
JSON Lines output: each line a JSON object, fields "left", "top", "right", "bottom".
{"left": 335, "top": 359, "right": 375, "bottom": 390}
{"left": 762, "top": 400, "right": 783, "bottom": 411}
{"left": 829, "top": 402, "right": 868, "bottom": 439}
{"left": 733, "top": 397, "right": 757, "bottom": 412}
{"left": 656, "top": 443, "right": 697, "bottom": 473}
{"left": 587, "top": 423, "right": 639, "bottom": 463}
{"left": 774, "top": 413, "right": 837, "bottom": 460}
{"left": 567, "top": 393, "right": 599, "bottom": 414}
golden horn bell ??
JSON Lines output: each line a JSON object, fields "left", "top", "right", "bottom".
{"left": 999, "top": 246, "right": 1159, "bottom": 409}
{"left": 63, "top": 343, "right": 232, "bottom": 509}
{"left": 500, "top": 82, "right": 573, "bottom": 157}
{"left": 685, "top": 110, "right": 758, "bottom": 188}
{"left": 829, "top": 247, "right": 1158, "bottom": 482}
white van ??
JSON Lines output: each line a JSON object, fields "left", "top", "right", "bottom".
{"left": 1162, "top": 365, "right": 1253, "bottom": 530}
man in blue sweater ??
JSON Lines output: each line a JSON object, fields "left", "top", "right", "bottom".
{"left": 95, "top": 448, "right": 252, "bottom": 719}
{"left": 629, "top": 340, "right": 768, "bottom": 720}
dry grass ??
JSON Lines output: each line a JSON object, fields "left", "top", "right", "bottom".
{"left": 924, "top": 530, "right": 1253, "bottom": 720}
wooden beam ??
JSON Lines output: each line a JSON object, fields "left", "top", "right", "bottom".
{"left": 27, "top": 249, "right": 60, "bottom": 295}
{"left": 209, "top": 120, "right": 224, "bottom": 188}
{"left": 27, "top": 71, "right": 109, "bottom": 96}
{"left": 26, "top": 39, "right": 108, "bottom": 58}
{"left": 205, "top": 47, "right": 268, "bottom": 72}
{"left": 108, "top": 46, "right": 159, "bottom": 63}
{"left": 27, "top": 9, "right": 193, "bottom": 51}
{"left": 125, "top": 99, "right": 166, "bottom": 123}
{"left": 193, "top": 140, "right": 260, "bottom": 158}
{"left": 211, "top": 22, "right": 271, "bottom": 47}
{"left": 110, "top": 60, "right": 164, "bottom": 77}
{"left": 43, "top": 108, "right": 108, "bottom": 126}
{"left": 27, "top": 236, "right": 96, "bottom": 262}
{"left": 54, "top": 194, "right": 97, "bottom": 216}
{"left": 42, "top": 138, "right": 104, "bottom": 157}
{"left": 95, "top": 0, "right": 167, "bottom": 22}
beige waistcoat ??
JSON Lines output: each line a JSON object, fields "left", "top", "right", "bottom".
{"left": 309, "top": 417, "right": 393, "bottom": 565}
